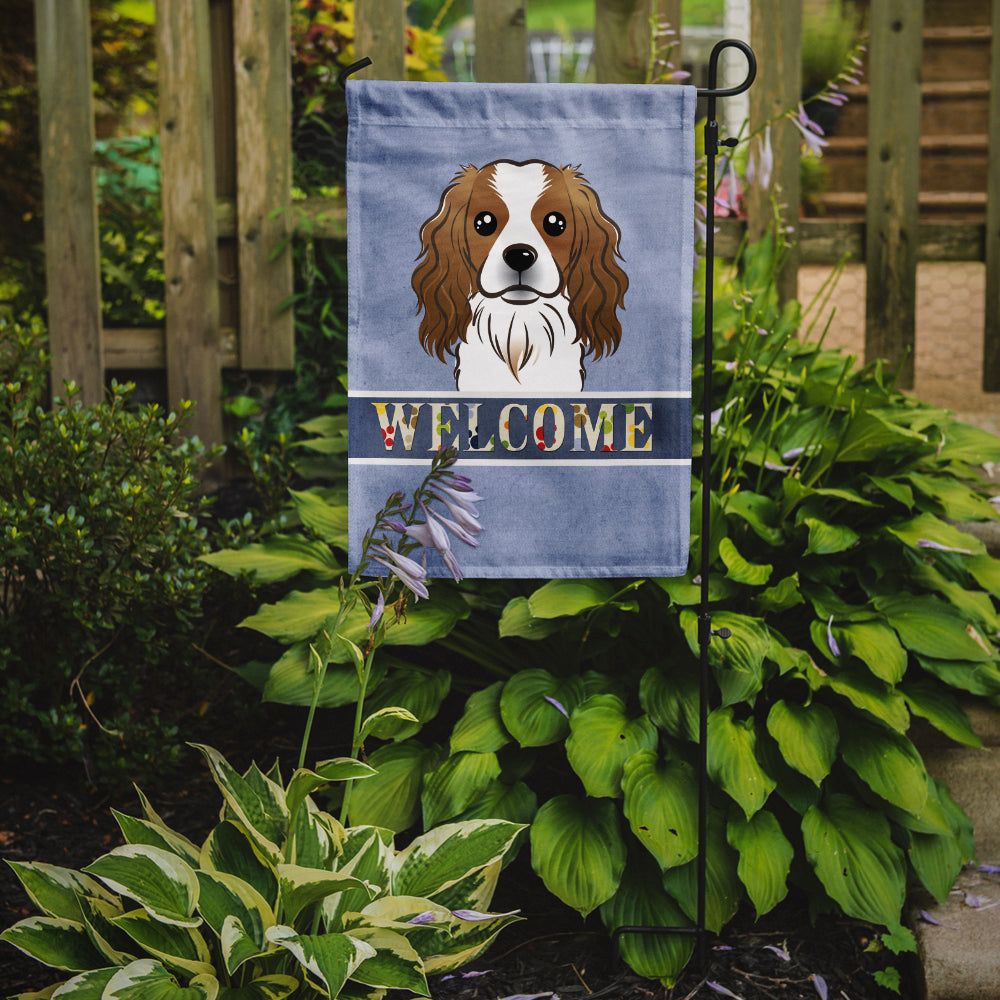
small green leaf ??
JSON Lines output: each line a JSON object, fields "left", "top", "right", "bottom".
{"left": 526, "top": 579, "right": 616, "bottom": 618}
{"left": 803, "top": 517, "right": 859, "bottom": 556}
{"left": 346, "top": 740, "right": 441, "bottom": 832}
{"left": 421, "top": 751, "right": 502, "bottom": 828}
{"left": 727, "top": 811, "right": 793, "bottom": 917}
{"left": 200, "top": 536, "right": 342, "bottom": 584}
{"left": 288, "top": 489, "right": 348, "bottom": 547}
{"left": 839, "top": 718, "right": 929, "bottom": 817}
{"left": 499, "top": 670, "right": 584, "bottom": 747}
{"left": 639, "top": 664, "right": 699, "bottom": 743}
{"left": 874, "top": 594, "right": 995, "bottom": 662}
{"left": 450, "top": 682, "right": 511, "bottom": 754}
{"left": 718, "top": 537, "right": 773, "bottom": 585}
{"left": 498, "top": 597, "right": 563, "bottom": 639}
{"left": 4, "top": 862, "right": 117, "bottom": 923}
{"left": 901, "top": 680, "right": 982, "bottom": 748}
{"left": 707, "top": 707, "right": 776, "bottom": 818}
{"left": 765, "top": 700, "right": 838, "bottom": 786}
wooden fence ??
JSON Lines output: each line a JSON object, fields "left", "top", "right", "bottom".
{"left": 33, "top": 0, "right": 1000, "bottom": 445}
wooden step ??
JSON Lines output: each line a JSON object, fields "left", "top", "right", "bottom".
{"left": 922, "top": 25, "right": 993, "bottom": 83}
{"left": 813, "top": 190, "right": 987, "bottom": 222}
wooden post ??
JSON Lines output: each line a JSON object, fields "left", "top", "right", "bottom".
{"left": 233, "top": 0, "right": 294, "bottom": 369}
{"left": 594, "top": 0, "right": 652, "bottom": 84}
{"left": 983, "top": 0, "right": 1000, "bottom": 390}
{"left": 658, "top": 0, "right": 682, "bottom": 75}
{"left": 864, "top": 0, "right": 923, "bottom": 389}
{"left": 157, "top": 0, "right": 223, "bottom": 445}
{"left": 354, "top": 0, "right": 406, "bottom": 81}
{"left": 746, "top": 0, "right": 801, "bottom": 305}
{"left": 34, "top": 0, "right": 104, "bottom": 405}
{"left": 474, "top": 0, "right": 527, "bottom": 83}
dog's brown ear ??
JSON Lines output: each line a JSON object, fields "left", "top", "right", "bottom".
{"left": 412, "top": 166, "right": 480, "bottom": 360}
{"left": 562, "top": 167, "right": 628, "bottom": 359}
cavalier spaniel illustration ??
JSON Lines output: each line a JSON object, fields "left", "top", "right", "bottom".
{"left": 412, "top": 159, "right": 628, "bottom": 391}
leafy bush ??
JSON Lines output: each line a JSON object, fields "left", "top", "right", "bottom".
{"left": 211, "top": 234, "right": 1000, "bottom": 984}
{"left": 0, "top": 317, "right": 220, "bottom": 782}
{"left": 1, "top": 743, "right": 524, "bottom": 997}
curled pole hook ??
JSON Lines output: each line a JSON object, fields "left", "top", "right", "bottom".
{"left": 697, "top": 38, "right": 756, "bottom": 99}
{"left": 338, "top": 56, "right": 373, "bottom": 90}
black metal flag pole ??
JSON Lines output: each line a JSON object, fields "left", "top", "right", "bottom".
{"left": 340, "top": 40, "right": 757, "bottom": 973}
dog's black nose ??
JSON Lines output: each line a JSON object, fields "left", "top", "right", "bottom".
{"left": 503, "top": 244, "right": 537, "bottom": 274}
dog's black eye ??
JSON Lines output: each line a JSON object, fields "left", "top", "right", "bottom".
{"left": 474, "top": 211, "right": 498, "bottom": 236}
{"left": 543, "top": 212, "right": 567, "bottom": 237}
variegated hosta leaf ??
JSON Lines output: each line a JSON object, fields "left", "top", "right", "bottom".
{"left": 276, "top": 864, "right": 375, "bottom": 925}
{"left": 765, "top": 700, "right": 838, "bottom": 786}
{"left": 599, "top": 854, "right": 694, "bottom": 987}
{"left": 110, "top": 908, "right": 214, "bottom": 978}
{"left": 112, "top": 811, "right": 202, "bottom": 868}
{"left": 46, "top": 966, "right": 118, "bottom": 997}
{"left": 4, "top": 862, "right": 118, "bottom": 922}
{"left": 345, "top": 926, "right": 429, "bottom": 995}
{"left": 450, "top": 681, "right": 511, "bottom": 754}
{"left": 565, "top": 695, "right": 658, "bottom": 799}
{"left": 288, "top": 802, "right": 343, "bottom": 870}
{"left": 265, "top": 926, "right": 376, "bottom": 998}
{"left": 802, "top": 793, "right": 906, "bottom": 926}
{"left": 621, "top": 751, "right": 699, "bottom": 871}
{"left": 322, "top": 829, "right": 393, "bottom": 931}
{"left": 391, "top": 820, "right": 524, "bottom": 901}
{"left": 421, "top": 751, "right": 502, "bottom": 829}
{"left": 727, "top": 810, "right": 793, "bottom": 918}
{"left": 529, "top": 795, "right": 626, "bottom": 917}
{"left": 421, "top": 907, "right": 522, "bottom": 975}
{"left": 191, "top": 745, "right": 287, "bottom": 863}
{"left": 83, "top": 846, "right": 200, "bottom": 928}
{"left": 285, "top": 760, "right": 375, "bottom": 823}
{"left": 200, "top": 822, "right": 278, "bottom": 910}
{"left": 77, "top": 894, "right": 136, "bottom": 966}
{"left": 425, "top": 859, "right": 502, "bottom": 916}
{"left": 0, "top": 916, "right": 107, "bottom": 972}
{"left": 706, "top": 707, "right": 776, "bottom": 819}
{"left": 214, "top": 975, "right": 299, "bottom": 1000}
{"left": 102, "top": 958, "right": 218, "bottom": 999}
{"left": 195, "top": 871, "right": 274, "bottom": 973}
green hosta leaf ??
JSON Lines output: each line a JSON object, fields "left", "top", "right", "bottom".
{"left": 530, "top": 795, "right": 626, "bottom": 917}
{"left": 277, "top": 865, "right": 374, "bottom": 925}
{"left": 0, "top": 916, "right": 107, "bottom": 971}
{"left": 599, "top": 854, "right": 694, "bottom": 987}
{"left": 5, "top": 862, "right": 118, "bottom": 922}
{"left": 216, "top": 975, "right": 299, "bottom": 1000}
{"left": 886, "top": 512, "right": 985, "bottom": 556}
{"left": 265, "top": 926, "right": 375, "bottom": 997}
{"left": 621, "top": 751, "right": 698, "bottom": 871}
{"left": 526, "top": 579, "right": 616, "bottom": 618}
{"left": 909, "top": 819, "right": 965, "bottom": 906}
{"left": 901, "top": 680, "right": 982, "bottom": 748}
{"left": 499, "top": 670, "right": 584, "bottom": 747}
{"left": 906, "top": 472, "right": 998, "bottom": 522}
{"left": 967, "top": 553, "right": 1000, "bottom": 597}
{"left": 453, "top": 779, "right": 538, "bottom": 827}
{"left": 497, "top": 596, "right": 564, "bottom": 639}
{"left": 112, "top": 812, "right": 201, "bottom": 868}
{"left": 916, "top": 655, "right": 1000, "bottom": 697}
{"left": 421, "top": 751, "right": 502, "bottom": 828}
{"left": 707, "top": 708, "right": 776, "bottom": 818}
{"left": 724, "top": 490, "right": 784, "bottom": 545}
{"left": 346, "top": 926, "right": 428, "bottom": 994}
{"left": 765, "top": 700, "right": 838, "bottom": 786}
{"left": 83, "top": 846, "right": 200, "bottom": 928}
{"left": 393, "top": 820, "right": 524, "bottom": 901}
{"left": 566, "top": 695, "right": 658, "bottom": 798}
{"left": 285, "top": 759, "right": 376, "bottom": 822}
{"left": 935, "top": 421, "right": 1000, "bottom": 464}
{"left": 755, "top": 573, "right": 804, "bottom": 614}
{"left": 347, "top": 740, "right": 442, "bottom": 832}
{"left": 655, "top": 572, "right": 737, "bottom": 606}
{"left": 200, "top": 535, "right": 341, "bottom": 583}
{"left": 727, "top": 811, "right": 793, "bottom": 917}
{"left": 190, "top": 746, "right": 287, "bottom": 862}
{"left": 802, "top": 793, "right": 906, "bottom": 926}
{"left": 261, "top": 643, "right": 386, "bottom": 709}
{"left": 288, "top": 488, "right": 349, "bottom": 547}
{"left": 424, "top": 906, "right": 522, "bottom": 975}
{"left": 866, "top": 474, "right": 914, "bottom": 509}
{"left": 835, "top": 621, "right": 907, "bottom": 684}
{"left": 803, "top": 517, "right": 859, "bottom": 556}
{"left": 639, "top": 664, "right": 699, "bottom": 742}
{"left": 111, "top": 909, "right": 214, "bottom": 978}
{"left": 450, "top": 682, "right": 511, "bottom": 754}
{"left": 718, "top": 537, "right": 772, "bottom": 586}
{"left": 362, "top": 667, "right": 451, "bottom": 740}
{"left": 839, "top": 719, "right": 929, "bottom": 816}
{"left": 195, "top": 871, "right": 273, "bottom": 974}
{"left": 103, "top": 959, "right": 218, "bottom": 1000}
{"left": 359, "top": 706, "right": 421, "bottom": 742}
{"left": 874, "top": 594, "right": 995, "bottom": 662}
{"left": 199, "top": 822, "right": 278, "bottom": 910}
{"left": 661, "top": 810, "right": 741, "bottom": 933}
{"left": 680, "top": 610, "right": 770, "bottom": 706}
{"left": 911, "top": 562, "right": 1000, "bottom": 633}
{"left": 835, "top": 410, "right": 927, "bottom": 463}
{"left": 808, "top": 660, "right": 910, "bottom": 732}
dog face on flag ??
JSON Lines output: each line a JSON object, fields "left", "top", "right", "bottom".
{"left": 412, "top": 159, "right": 628, "bottom": 391}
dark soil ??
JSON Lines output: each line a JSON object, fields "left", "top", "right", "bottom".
{"left": 1, "top": 744, "right": 915, "bottom": 1000}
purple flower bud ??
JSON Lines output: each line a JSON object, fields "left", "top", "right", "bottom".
{"left": 367, "top": 591, "right": 385, "bottom": 631}
{"left": 827, "top": 616, "right": 841, "bottom": 658}
{"left": 544, "top": 695, "right": 569, "bottom": 718}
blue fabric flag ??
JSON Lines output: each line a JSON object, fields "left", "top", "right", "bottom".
{"left": 347, "top": 80, "right": 696, "bottom": 578}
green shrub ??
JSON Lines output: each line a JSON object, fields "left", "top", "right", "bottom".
{"left": 0, "top": 317, "right": 220, "bottom": 783}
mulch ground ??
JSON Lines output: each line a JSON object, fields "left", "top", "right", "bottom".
{"left": 1, "top": 736, "right": 913, "bottom": 1000}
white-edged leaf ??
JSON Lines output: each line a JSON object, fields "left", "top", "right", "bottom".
{"left": 0, "top": 916, "right": 106, "bottom": 972}
{"left": 102, "top": 958, "right": 218, "bottom": 999}
{"left": 5, "top": 862, "right": 118, "bottom": 922}
{"left": 264, "top": 925, "right": 375, "bottom": 997}
{"left": 110, "top": 908, "right": 214, "bottom": 978}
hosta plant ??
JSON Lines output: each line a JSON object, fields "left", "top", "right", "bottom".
{"left": 1, "top": 743, "right": 523, "bottom": 999}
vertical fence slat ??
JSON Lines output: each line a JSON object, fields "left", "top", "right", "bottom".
{"left": 474, "top": 0, "right": 527, "bottom": 82}
{"left": 595, "top": 0, "right": 652, "bottom": 84}
{"left": 865, "top": 0, "right": 923, "bottom": 389}
{"left": 746, "top": 0, "right": 801, "bottom": 304}
{"left": 157, "top": 0, "right": 223, "bottom": 445}
{"left": 34, "top": 0, "right": 103, "bottom": 405}
{"left": 233, "top": 0, "right": 294, "bottom": 369}
{"left": 983, "top": 0, "right": 1000, "bottom": 389}
{"left": 660, "top": 0, "right": 682, "bottom": 70}
{"left": 355, "top": 0, "right": 406, "bottom": 80}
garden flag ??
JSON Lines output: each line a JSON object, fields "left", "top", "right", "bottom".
{"left": 347, "top": 80, "right": 696, "bottom": 577}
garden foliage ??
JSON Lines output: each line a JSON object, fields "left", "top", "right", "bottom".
{"left": 207, "top": 234, "right": 1000, "bottom": 984}
{"left": 1, "top": 744, "right": 524, "bottom": 998}
{"left": 0, "top": 317, "right": 218, "bottom": 781}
